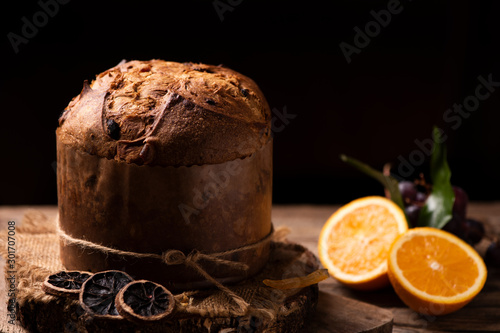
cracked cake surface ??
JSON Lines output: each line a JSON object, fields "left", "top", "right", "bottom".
{"left": 57, "top": 60, "right": 271, "bottom": 166}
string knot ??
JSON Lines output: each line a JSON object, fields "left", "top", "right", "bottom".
{"left": 162, "top": 249, "right": 187, "bottom": 265}
{"left": 57, "top": 215, "right": 278, "bottom": 317}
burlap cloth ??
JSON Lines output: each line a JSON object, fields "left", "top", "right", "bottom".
{"left": 0, "top": 211, "right": 319, "bottom": 333}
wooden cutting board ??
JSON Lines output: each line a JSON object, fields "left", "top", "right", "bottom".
{"left": 302, "top": 291, "right": 393, "bottom": 333}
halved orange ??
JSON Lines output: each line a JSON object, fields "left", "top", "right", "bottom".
{"left": 388, "top": 227, "right": 487, "bottom": 315}
{"left": 318, "top": 196, "right": 408, "bottom": 290}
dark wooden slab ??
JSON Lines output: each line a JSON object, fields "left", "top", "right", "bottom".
{"left": 1, "top": 204, "right": 500, "bottom": 332}
{"left": 302, "top": 291, "right": 393, "bottom": 333}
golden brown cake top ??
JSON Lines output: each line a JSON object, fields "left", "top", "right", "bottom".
{"left": 57, "top": 60, "right": 271, "bottom": 166}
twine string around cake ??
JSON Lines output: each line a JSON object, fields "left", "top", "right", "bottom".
{"left": 55, "top": 216, "right": 280, "bottom": 315}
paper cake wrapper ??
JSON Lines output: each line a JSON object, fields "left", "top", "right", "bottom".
{"left": 56, "top": 138, "right": 272, "bottom": 290}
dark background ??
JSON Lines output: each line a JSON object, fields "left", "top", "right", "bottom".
{"left": 1, "top": 0, "right": 500, "bottom": 205}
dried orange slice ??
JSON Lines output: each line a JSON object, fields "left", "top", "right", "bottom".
{"left": 115, "top": 280, "right": 175, "bottom": 323}
{"left": 388, "top": 227, "right": 487, "bottom": 315}
{"left": 318, "top": 196, "right": 408, "bottom": 290}
{"left": 42, "top": 271, "right": 92, "bottom": 299}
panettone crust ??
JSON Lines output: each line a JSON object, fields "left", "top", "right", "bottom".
{"left": 57, "top": 60, "right": 271, "bottom": 166}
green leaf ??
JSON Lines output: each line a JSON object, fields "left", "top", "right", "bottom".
{"left": 417, "top": 127, "right": 455, "bottom": 229}
{"left": 340, "top": 154, "right": 407, "bottom": 225}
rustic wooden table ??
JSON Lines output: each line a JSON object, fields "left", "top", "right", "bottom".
{"left": 1, "top": 204, "right": 499, "bottom": 332}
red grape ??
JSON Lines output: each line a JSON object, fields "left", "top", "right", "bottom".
{"left": 452, "top": 186, "right": 468, "bottom": 220}
{"left": 399, "top": 181, "right": 417, "bottom": 206}
{"left": 404, "top": 205, "right": 421, "bottom": 227}
{"left": 415, "top": 191, "right": 427, "bottom": 203}
{"left": 463, "top": 219, "right": 485, "bottom": 245}
{"left": 443, "top": 215, "right": 466, "bottom": 240}
{"left": 485, "top": 241, "right": 500, "bottom": 267}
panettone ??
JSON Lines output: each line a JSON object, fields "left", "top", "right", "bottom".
{"left": 56, "top": 60, "right": 273, "bottom": 290}
{"left": 57, "top": 60, "right": 271, "bottom": 166}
